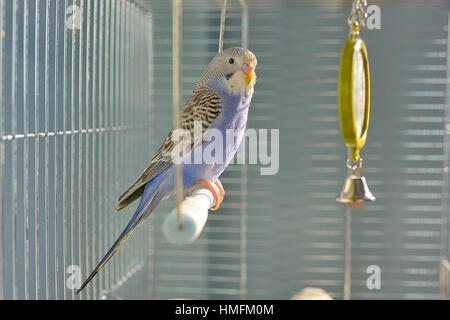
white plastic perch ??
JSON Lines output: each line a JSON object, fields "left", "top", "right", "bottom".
{"left": 162, "top": 188, "right": 215, "bottom": 245}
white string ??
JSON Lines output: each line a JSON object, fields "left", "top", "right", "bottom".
{"left": 172, "top": 0, "right": 183, "bottom": 230}
{"left": 239, "top": 0, "right": 248, "bottom": 49}
{"left": 343, "top": 206, "right": 352, "bottom": 300}
{"left": 218, "top": 0, "right": 227, "bottom": 53}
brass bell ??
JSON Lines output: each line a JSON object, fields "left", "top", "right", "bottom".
{"left": 336, "top": 173, "right": 375, "bottom": 209}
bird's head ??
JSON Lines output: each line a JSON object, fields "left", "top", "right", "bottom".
{"left": 200, "top": 47, "right": 257, "bottom": 97}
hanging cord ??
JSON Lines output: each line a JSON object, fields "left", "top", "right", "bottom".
{"left": 342, "top": 0, "right": 369, "bottom": 298}
{"left": 218, "top": 0, "right": 227, "bottom": 53}
{"left": 172, "top": 0, "right": 183, "bottom": 230}
{"left": 343, "top": 206, "right": 352, "bottom": 300}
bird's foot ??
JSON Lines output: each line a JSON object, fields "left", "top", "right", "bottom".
{"left": 188, "top": 179, "right": 225, "bottom": 211}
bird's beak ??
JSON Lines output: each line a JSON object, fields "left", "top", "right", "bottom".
{"left": 242, "top": 63, "right": 255, "bottom": 86}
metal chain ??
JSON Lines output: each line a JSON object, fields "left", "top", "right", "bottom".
{"left": 346, "top": 156, "right": 363, "bottom": 173}
{"left": 348, "top": 0, "right": 368, "bottom": 31}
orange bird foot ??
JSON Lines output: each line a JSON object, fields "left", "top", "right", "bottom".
{"left": 189, "top": 179, "right": 225, "bottom": 211}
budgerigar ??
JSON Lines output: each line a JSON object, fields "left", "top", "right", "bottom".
{"left": 76, "top": 47, "right": 257, "bottom": 294}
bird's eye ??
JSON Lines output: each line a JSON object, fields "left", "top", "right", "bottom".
{"left": 229, "top": 58, "right": 234, "bottom": 64}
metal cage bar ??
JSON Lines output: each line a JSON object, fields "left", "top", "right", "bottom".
{"left": 0, "top": 0, "right": 5, "bottom": 301}
{"left": 0, "top": 0, "right": 154, "bottom": 300}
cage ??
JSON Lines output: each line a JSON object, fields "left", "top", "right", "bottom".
{"left": 0, "top": 0, "right": 450, "bottom": 300}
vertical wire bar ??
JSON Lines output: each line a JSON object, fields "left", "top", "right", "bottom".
{"left": 95, "top": 0, "right": 105, "bottom": 292}
{"left": 125, "top": 0, "right": 130, "bottom": 286}
{"left": 91, "top": 0, "right": 98, "bottom": 298}
{"left": 111, "top": 1, "right": 121, "bottom": 291}
{"left": 114, "top": 0, "right": 122, "bottom": 292}
{"left": 98, "top": 0, "right": 105, "bottom": 294}
{"left": 104, "top": 0, "right": 111, "bottom": 293}
{"left": 128, "top": 3, "right": 133, "bottom": 289}
{"left": 77, "top": 0, "right": 85, "bottom": 300}
{"left": 15, "top": 0, "right": 26, "bottom": 299}
{"left": 69, "top": 0, "right": 77, "bottom": 300}
{"left": 238, "top": 0, "right": 248, "bottom": 300}
{"left": 80, "top": 0, "right": 86, "bottom": 299}
{"left": 62, "top": 0, "right": 68, "bottom": 300}
{"left": 441, "top": 11, "right": 450, "bottom": 299}
{"left": 138, "top": 9, "right": 146, "bottom": 297}
{"left": 146, "top": 11, "right": 155, "bottom": 300}
{"left": 120, "top": 0, "right": 129, "bottom": 286}
{"left": 129, "top": 3, "right": 136, "bottom": 289}
{"left": 44, "top": 0, "right": 51, "bottom": 299}
{"left": 11, "top": 0, "right": 19, "bottom": 300}
{"left": 128, "top": 3, "right": 134, "bottom": 295}
{"left": 121, "top": 0, "right": 127, "bottom": 290}
{"left": 69, "top": 0, "right": 75, "bottom": 299}
{"left": 122, "top": 0, "right": 128, "bottom": 295}
{"left": 135, "top": 9, "right": 141, "bottom": 296}
{"left": 110, "top": 0, "right": 118, "bottom": 293}
{"left": 123, "top": 1, "right": 131, "bottom": 289}
{"left": 109, "top": 0, "right": 116, "bottom": 295}
{"left": 343, "top": 206, "right": 352, "bottom": 300}
{"left": 23, "top": 0, "right": 30, "bottom": 300}
{"left": 218, "top": 0, "right": 227, "bottom": 53}
{"left": 84, "top": 0, "right": 92, "bottom": 300}
{"left": 53, "top": 0, "right": 61, "bottom": 300}
{"left": 142, "top": 11, "right": 147, "bottom": 297}
{"left": 0, "top": 0, "right": 4, "bottom": 301}
{"left": 48, "top": 0, "right": 56, "bottom": 299}
{"left": 136, "top": 6, "right": 142, "bottom": 288}
{"left": 125, "top": 0, "right": 130, "bottom": 287}
{"left": 109, "top": 0, "right": 116, "bottom": 294}
{"left": 73, "top": 0, "right": 81, "bottom": 300}
{"left": 123, "top": 0, "right": 129, "bottom": 287}
{"left": 172, "top": 0, "right": 183, "bottom": 230}
{"left": 34, "top": 0, "right": 41, "bottom": 299}
{"left": 115, "top": 0, "right": 122, "bottom": 290}
{"left": 111, "top": 0, "right": 118, "bottom": 292}
{"left": 101, "top": 0, "right": 108, "bottom": 295}
{"left": 148, "top": 11, "right": 155, "bottom": 299}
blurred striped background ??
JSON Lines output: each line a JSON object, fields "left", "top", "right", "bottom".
{"left": 0, "top": 0, "right": 449, "bottom": 299}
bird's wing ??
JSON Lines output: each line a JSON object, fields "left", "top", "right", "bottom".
{"left": 115, "top": 85, "right": 222, "bottom": 211}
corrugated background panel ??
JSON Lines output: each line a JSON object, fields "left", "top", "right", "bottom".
{"left": 146, "top": 0, "right": 450, "bottom": 299}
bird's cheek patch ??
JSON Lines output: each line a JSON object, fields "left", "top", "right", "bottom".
{"left": 225, "top": 73, "right": 234, "bottom": 80}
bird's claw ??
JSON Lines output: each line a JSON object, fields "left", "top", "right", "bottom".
{"left": 214, "top": 179, "right": 225, "bottom": 200}
{"left": 188, "top": 179, "right": 225, "bottom": 211}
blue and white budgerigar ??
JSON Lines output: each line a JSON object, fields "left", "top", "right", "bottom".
{"left": 76, "top": 47, "right": 257, "bottom": 294}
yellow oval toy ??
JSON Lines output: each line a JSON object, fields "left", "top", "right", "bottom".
{"left": 338, "top": 26, "right": 371, "bottom": 162}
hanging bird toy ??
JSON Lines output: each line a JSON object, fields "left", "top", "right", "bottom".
{"left": 336, "top": 0, "right": 375, "bottom": 209}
